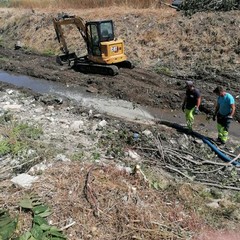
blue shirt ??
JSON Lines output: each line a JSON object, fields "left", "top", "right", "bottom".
{"left": 218, "top": 93, "right": 235, "bottom": 116}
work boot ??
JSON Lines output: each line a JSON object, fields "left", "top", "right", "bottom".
{"left": 187, "top": 127, "right": 193, "bottom": 134}
{"left": 215, "top": 137, "right": 226, "bottom": 145}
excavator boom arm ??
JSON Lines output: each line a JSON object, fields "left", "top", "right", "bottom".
{"left": 52, "top": 15, "right": 88, "bottom": 55}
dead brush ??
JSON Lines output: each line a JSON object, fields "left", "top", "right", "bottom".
{"left": 21, "top": 162, "right": 205, "bottom": 239}
{"left": 8, "top": 0, "right": 166, "bottom": 9}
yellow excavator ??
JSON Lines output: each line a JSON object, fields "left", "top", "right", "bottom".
{"left": 53, "top": 14, "right": 134, "bottom": 76}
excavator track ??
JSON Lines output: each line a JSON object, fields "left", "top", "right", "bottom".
{"left": 116, "top": 60, "right": 134, "bottom": 69}
{"left": 72, "top": 61, "right": 119, "bottom": 76}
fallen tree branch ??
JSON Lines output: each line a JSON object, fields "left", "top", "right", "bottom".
{"left": 190, "top": 166, "right": 225, "bottom": 174}
{"left": 161, "top": 1, "right": 179, "bottom": 9}
{"left": 0, "top": 157, "right": 41, "bottom": 175}
{"left": 165, "top": 148, "right": 228, "bottom": 166}
{"left": 166, "top": 149, "right": 203, "bottom": 165}
{"left": 164, "top": 165, "right": 194, "bottom": 181}
{"left": 155, "top": 135, "right": 165, "bottom": 162}
{"left": 213, "top": 145, "right": 237, "bottom": 158}
{"left": 227, "top": 153, "right": 240, "bottom": 165}
{"left": 195, "top": 181, "right": 240, "bottom": 191}
{"left": 60, "top": 221, "right": 76, "bottom": 230}
{"left": 126, "top": 224, "right": 184, "bottom": 239}
{"left": 139, "top": 146, "right": 229, "bottom": 167}
{"left": 83, "top": 165, "right": 99, "bottom": 217}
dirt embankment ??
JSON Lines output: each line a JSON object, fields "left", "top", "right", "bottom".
{"left": 0, "top": 7, "right": 239, "bottom": 122}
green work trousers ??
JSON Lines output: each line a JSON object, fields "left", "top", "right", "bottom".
{"left": 217, "top": 124, "right": 228, "bottom": 143}
{"left": 217, "top": 114, "right": 231, "bottom": 143}
{"left": 185, "top": 107, "right": 195, "bottom": 130}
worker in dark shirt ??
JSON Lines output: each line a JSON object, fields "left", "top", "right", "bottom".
{"left": 182, "top": 81, "right": 201, "bottom": 131}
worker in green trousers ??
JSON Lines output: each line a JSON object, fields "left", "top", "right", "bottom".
{"left": 182, "top": 81, "right": 201, "bottom": 131}
{"left": 213, "top": 86, "right": 236, "bottom": 145}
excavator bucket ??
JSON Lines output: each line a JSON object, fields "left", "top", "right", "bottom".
{"left": 56, "top": 52, "right": 77, "bottom": 65}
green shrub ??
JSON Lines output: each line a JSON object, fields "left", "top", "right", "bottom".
{"left": 71, "top": 151, "right": 85, "bottom": 161}
{"left": 0, "top": 121, "right": 43, "bottom": 157}
{"left": 154, "top": 65, "right": 172, "bottom": 76}
{"left": 13, "top": 123, "right": 43, "bottom": 140}
{"left": 43, "top": 49, "right": 56, "bottom": 56}
{"left": 0, "top": 140, "right": 11, "bottom": 155}
{"left": 0, "top": 194, "right": 67, "bottom": 239}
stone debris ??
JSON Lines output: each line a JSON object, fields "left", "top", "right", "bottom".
{"left": 11, "top": 173, "right": 39, "bottom": 188}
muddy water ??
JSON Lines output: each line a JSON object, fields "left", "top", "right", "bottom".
{"left": 147, "top": 106, "right": 240, "bottom": 140}
{"left": 0, "top": 70, "right": 239, "bottom": 140}
{"left": 0, "top": 71, "right": 154, "bottom": 124}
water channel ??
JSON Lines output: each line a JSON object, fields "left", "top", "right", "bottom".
{"left": 0, "top": 70, "right": 154, "bottom": 123}
{"left": 0, "top": 70, "right": 239, "bottom": 141}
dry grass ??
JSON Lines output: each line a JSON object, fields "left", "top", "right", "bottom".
{"left": 6, "top": 0, "right": 171, "bottom": 9}
{"left": 1, "top": 162, "right": 207, "bottom": 239}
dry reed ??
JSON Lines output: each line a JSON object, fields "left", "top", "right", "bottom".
{"left": 6, "top": 0, "right": 170, "bottom": 9}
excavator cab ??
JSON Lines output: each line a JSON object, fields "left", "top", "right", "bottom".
{"left": 85, "top": 20, "right": 131, "bottom": 67}
{"left": 86, "top": 20, "right": 114, "bottom": 56}
{"left": 53, "top": 14, "right": 133, "bottom": 75}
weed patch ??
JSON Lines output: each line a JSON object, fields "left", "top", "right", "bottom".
{"left": 0, "top": 194, "right": 67, "bottom": 239}
{"left": 43, "top": 49, "right": 56, "bottom": 56}
{"left": 0, "top": 119, "right": 43, "bottom": 157}
{"left": 154, "top": 65, "right": 172, "bottom": 76}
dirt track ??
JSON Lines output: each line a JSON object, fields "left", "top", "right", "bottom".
{"left": 0, "top": 46, "right": 179, "bottom": 108}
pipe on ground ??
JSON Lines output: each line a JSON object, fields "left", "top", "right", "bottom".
{"left": 158, "top": 120, "right": 240, "bottom": 167}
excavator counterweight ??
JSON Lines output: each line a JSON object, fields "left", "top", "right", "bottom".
{"left": 53, "top": 14, "right": 134, "bottom": 75}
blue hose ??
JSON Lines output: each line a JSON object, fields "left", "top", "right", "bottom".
{"left": 201, "top": 137, "right": 240, "bottom": 166}
{"left": 158, "top": 120, "right": 240, "bottom": 166}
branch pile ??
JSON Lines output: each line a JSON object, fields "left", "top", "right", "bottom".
{"left": 180, "top": 0, "right": 240, "bottom": 15}
{"left": 137, "top": 133, "right": 240, "bottom": 191}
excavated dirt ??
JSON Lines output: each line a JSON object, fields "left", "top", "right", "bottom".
{"left": 0, "top": 44, "right": 186, "bottom": 112}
